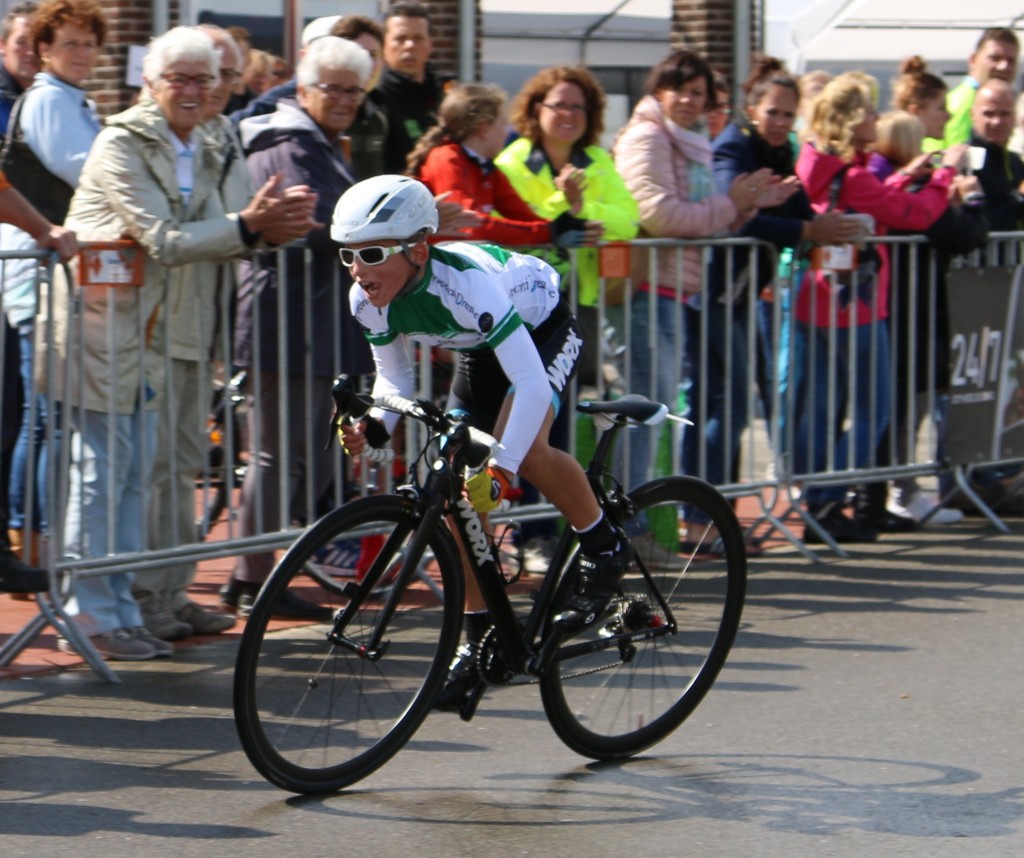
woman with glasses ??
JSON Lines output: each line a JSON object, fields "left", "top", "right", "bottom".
{"left": 495, "top": 65, "right": 638, "bottom": 388}
{"left": 0, "top": 0, "right": 104, "bottom": 580}
{"left": 41, "top": 26, "right": 316, "bottom": 660}
{"left": 222, "top": 37, "right": 375, "bottom": 620}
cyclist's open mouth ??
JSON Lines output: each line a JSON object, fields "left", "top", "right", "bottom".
{"left": 358, "top": 279, "right": 382, "bottom": 302}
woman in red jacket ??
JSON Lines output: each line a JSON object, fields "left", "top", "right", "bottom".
{"left": 792, "top": 71, "right": 962, "bottom": 544}
{"left": 407, "top": 82, "right": 601, "bottom": 248}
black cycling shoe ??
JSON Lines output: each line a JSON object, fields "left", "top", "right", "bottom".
{"left": 555, "top": 541, "right": 634, "bottom": 630}
{"left": 434, "top": 644, "right": 482, "bottom": 713}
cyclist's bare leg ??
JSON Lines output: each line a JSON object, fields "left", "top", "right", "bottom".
{"left": 515, "top": 409, "right": 601, "bottom": 532}
{"left": 437, "top": 395, "right": 622, "bottom": 712}
{"left": 500, "top": 396, "right": 633, "bottom": 626}
{"left": 458, "top": 398, "right": 601, "bottom": 613}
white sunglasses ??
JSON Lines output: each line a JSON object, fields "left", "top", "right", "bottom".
{"left": 339, "top": 245, "right": 405, "bottom": 267}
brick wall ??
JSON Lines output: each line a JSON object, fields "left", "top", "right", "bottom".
{"left": 87, "top": 0, "right": 181, "bottom": 117}
{"left": 671, "top": 0, "right": 761, "bottom": 81}
{"left": 421, "top": 0, "right": 481, "bottom": 80}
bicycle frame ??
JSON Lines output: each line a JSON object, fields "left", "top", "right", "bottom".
{"left": 326, "top": 380, "right": 682, "bottom": 685}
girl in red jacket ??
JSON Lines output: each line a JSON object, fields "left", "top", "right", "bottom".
{"left": 407, "top": 82, "right": 601, "bottom": 248}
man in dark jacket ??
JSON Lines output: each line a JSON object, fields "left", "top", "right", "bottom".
{"left": 223, "top": 36, "right": 374, "bottom": 619}
{"left": 230, "top": 15, "right": 388, "bottom": 180}
{"left": 969, "top": 78, "right": 1024, "bottom": 231}
{"left": 0, "top": 3, "right": 44, "bottom": 596}
{"left": 0, "top": 169, "right": 76, "bottom": 594}
{"left": 369, "top": 2, "right": 442, "bottom": 173}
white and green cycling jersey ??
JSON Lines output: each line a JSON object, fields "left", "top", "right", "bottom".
{"left": 351, "top": 241, "right": 560, "bottom": 350}
{"left": 349, "top": 242, "right": 565, "bottom": 474}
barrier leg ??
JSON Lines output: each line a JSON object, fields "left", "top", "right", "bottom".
{"left": 37, "top": 591, "right": 121, "bottom": 683}
{"left": 940, "top": 465, "right": 1008, "bottom": 534}
{"left": 0, "top": 589, "right": 121, "bottom": 682}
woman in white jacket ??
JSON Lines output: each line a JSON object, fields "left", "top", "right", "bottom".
{"left": 613, "top": 49, "right": 790, "bottom": 546}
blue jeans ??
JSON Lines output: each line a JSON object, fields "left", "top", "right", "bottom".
{"left": 682, "top": 303, "right": 752, "bottom": 523}
{"left": 792, "top": 321, "right": 891, "bottom": 509}
{"left": 625, "top": 292, "right": 686, "bottom": 492}
{"left": 8, "top": 323, "right": 56, "bottom": 532}
{"left": 64, "top": 408, "right": 157, "bottom": 636}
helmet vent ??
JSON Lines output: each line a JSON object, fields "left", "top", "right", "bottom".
{"left": 368, "top": 194, "right": 396, "bottom": 222}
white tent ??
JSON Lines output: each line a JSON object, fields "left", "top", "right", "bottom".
{"left": 774, "top": 0, "right": 1024, "bottom": 76}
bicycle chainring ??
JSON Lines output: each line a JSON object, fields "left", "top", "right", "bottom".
{"left": 477, "top": 627, "right": 517, "bottom": 686}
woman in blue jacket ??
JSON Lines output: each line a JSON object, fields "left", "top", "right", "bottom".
{"left": 711, "top": 56, "right": 868, "bottom": 542}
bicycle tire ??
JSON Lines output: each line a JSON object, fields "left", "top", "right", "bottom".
{"left": 233, "top": 494, "right": 464, "bottom": 793}
{"left": 540, "top": 475, "right": 746, "bottom": 759}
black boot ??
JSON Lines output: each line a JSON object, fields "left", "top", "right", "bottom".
{"left": 0, "top": 548, "right": 48, "bottom": 594}
{"left": 855, "top": 482, "right": 915, "bottom": 534}
{"left": 804, "top": 501, "right": 878, "bottom": 544}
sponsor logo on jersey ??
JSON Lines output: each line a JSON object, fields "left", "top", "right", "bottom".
{"left": 479, "top": 312, "right": 493, "bottom": 333}
{"left": 436, "top": 278, "right": 479, "bottom": 317}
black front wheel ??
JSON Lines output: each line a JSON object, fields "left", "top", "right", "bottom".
{"left": 233, "top": 494, "right": 464, "bottom": 793}
{"left": 540, "top": 476, "right": 746, "bottom": 759}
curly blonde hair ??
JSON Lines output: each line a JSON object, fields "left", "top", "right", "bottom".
{"left": 809, "top": 71, "right": 878, "bottom": 161}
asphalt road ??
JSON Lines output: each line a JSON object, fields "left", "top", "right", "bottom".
{"left": 1, "top": 520, "right": 1022, "bottom": 857}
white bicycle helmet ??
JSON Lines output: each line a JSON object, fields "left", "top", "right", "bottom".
{"left": 331, "top": 175, "right": 439, "bottom": 244}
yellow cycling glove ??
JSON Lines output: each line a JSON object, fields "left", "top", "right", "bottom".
{"left": 465, "top": 466, "right": 511, "bottom": 513}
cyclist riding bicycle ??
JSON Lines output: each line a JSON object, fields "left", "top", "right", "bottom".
{"left": 331, "top": 174, "right": 634, "bottom": 711}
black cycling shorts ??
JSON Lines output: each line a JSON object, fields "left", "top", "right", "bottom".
{"left": 446, "top": 300, "right": 583, "bottom": 434}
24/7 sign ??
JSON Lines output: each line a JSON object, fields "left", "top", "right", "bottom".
{"left": 946, "top": 266, "right": 1024, "bottom": 463}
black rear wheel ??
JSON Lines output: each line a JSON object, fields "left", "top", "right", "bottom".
{"left": 540, "top": 476, "right": 746, "bottom": 759}
{"left": 233, "top": 494, "right": 463, "bottom": 793}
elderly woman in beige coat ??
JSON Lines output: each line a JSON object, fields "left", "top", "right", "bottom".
{"left": 130, "top": 24, "right": 261, "bottom": 643}
{"left": 45, "top": 26, "right": 316, "bottom": 661}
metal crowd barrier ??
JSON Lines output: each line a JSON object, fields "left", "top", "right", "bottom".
{"left": 2, "top": 230, "right": 1023, "bottom": 677}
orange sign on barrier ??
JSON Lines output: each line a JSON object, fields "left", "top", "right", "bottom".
{"left": 77, "top": 241, "right": 145, "bottom": 287}
{"left": 598, "top": 242, "right": 631, "bottom": 279}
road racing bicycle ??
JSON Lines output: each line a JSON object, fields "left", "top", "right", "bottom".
{"left": 233, "top": 376, "right": 747, "bottom": 793}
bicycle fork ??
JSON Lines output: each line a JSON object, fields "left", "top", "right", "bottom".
{"left": 326, "top": 493, "right": 448, "bottom": 660}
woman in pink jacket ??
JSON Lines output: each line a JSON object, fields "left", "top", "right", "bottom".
{"left": 792, "top": 72, "right": 961, "bottom": 544}
{"left": 613, "top": 49, "right": 787, "bottom": 548}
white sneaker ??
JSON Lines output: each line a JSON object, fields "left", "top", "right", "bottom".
{"left": 522, "top": 536, "right": 559, "bottom": 575}
{"left": 896, "top": 493, "right": 964, "bottom": 525}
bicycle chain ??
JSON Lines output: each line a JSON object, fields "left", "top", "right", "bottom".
{"left": 505, "top": 660, "right": 622, "bottom": 686}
